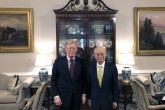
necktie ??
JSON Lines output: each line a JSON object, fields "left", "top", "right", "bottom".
{"left": 98, "top": 66, "right": 102, "bottom": 87}
{"left": 70, "top": 58, "right": 74, "bottom": 78}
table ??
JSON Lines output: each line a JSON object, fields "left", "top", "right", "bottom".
{"left": 120, "top": 80, "right": 133, "bottom": 110}
{"left": 31, "top": 81, "right": 51, "bottom": 110}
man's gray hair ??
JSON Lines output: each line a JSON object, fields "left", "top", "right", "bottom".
{"left": 94, "top": 46, "right": 106, "bottom": 54}
{"left": 65, "top": 39, "right": 77, "bottom": 48}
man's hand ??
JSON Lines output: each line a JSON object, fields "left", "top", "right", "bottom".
{"left": 113, "top": 102, "right": 117, "bottom": 108}
{"left": 88, "top": 99, "right": 91, "bottom": 107}
{"left": 55, "top": 97, "right": 62, "bottom": 106}
{"left": 82, "top": 95, "right": 86, "bottom": 104}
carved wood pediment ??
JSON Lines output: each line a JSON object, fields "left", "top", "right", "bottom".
{"left": 54, "top": 0, "right": 118, "bottom": 14}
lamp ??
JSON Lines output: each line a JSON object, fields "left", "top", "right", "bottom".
{"left": 118, "top": 53, "right": 135, "bottom": 83}
{"left": 35, "top": 54, "right": 52, "bottom": 83}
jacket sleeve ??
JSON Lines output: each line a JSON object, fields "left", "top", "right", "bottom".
{"left": 87, "top": 67, "right": 91, "bottom": 99}
{"left": 82, "top": 60, "right": 87, "bottom": 94}
{"left": 112, "top": 65, "right": 119, "bottom": 103}
{"left": 51, "top": 59, "right": 59, "bottom": 97}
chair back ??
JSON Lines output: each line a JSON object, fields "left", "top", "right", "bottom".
{"left": 131, "top": 80, "right": 150, "bottom": 110}
{"left": 135, "top": 75, "right": 155, "bottom": 96}
{"left": 32, "top": 82, "right": 47, "bottom": 110}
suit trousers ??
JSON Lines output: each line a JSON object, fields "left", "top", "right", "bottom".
{"left": 98, "top": 105, "right": 119, "bottom": 110}
{"left": 99, "top": 105, "right": 102, "bottom": 110}
{"left": 60, "top": 93, "right": 81, "bottom": 110}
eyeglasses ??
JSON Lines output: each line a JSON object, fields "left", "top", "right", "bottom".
{"left": 95, "top": 53, "right": 104, "bottom": 57}
{"left": 67, "top": 47, "right": 77, "bottom": 50}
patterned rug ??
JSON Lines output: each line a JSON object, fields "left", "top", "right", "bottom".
{"left": 42, "top": 102, "right": 137, "bottom": 110}
{"left": 118, "top": 102, "right": 137, "bottom": 110}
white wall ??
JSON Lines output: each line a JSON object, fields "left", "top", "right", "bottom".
{"left": 0, "top": 0, "right": 165, "bottom": 75}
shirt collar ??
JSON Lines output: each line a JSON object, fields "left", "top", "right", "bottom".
{"left": 67, "top": 56, "right": 75, "bottom": 62}
{"left": 97, "top": 61, "right": 105, "bottom": 68}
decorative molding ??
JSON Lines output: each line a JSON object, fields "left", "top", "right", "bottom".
{"left": 54, "top": 0, "right": 118, "bottom": 14}
{"left": 55, "top": 13, "right": 116, "bottom": 17}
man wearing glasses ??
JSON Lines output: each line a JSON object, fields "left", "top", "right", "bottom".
{"left": 87, "top": 46, "right": 118, "bottom": 110}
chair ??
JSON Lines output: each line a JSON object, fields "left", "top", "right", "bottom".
{"left": 135, "top": 75, "right": 164, "bottom": 96}
{"left": 131, "top": 80, "right": 165, "bottom": 110}
{"left": 23, "top": 82, "right": 47, "bottom": 110}
{"left": 0, "top": 73, "right": 34, "bottom": 110}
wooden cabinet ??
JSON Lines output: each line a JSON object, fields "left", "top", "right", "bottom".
{"left": 53, "top": 0, "right": 118, "bottom": 65}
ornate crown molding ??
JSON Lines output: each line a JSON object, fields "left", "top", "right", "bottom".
{"left": 54, "top": 0, "right": 118, "bottom": 14}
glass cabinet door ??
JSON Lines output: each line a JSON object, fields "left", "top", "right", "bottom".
{"left": 88, "top": 20, "right": 115, "bottom": 64}
{"left": 57, "top": 19, "right": 116, "bottom": 65}
{"left": 58, "top": 20, "right": 86, "bottom": 58}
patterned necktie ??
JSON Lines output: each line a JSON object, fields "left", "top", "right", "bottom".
{"left": 98, "top": 65, "right": 102, "bottom": 87}
{"left": 70, "top": 58, "right": 74, "bottom": 78}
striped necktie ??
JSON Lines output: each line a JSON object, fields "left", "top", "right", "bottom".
{"left": 70, "top": 58, "right": 74, "bottom": 78}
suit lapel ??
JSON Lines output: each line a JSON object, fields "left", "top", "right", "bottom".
{"left": 92, "top": 63, "right": 100, "bottom": 87}
{"left": 63, "top": 56, "right": 71, "bottom": 79}
{"left": 101, "top": 63, "right": 109, "bottom": 87}
{"left": 73, "top": 57, "right": 82, "bottom": 79}
{"left": 73, "top": 57, "right": 78, "bottom": 78}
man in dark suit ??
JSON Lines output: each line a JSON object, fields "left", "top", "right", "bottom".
{"left": 87, "top": 47, "right": 118, "bottom": 110}
{"left": 51, "top": 39, "right": 87, "bottom": 110}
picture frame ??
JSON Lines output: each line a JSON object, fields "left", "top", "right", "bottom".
{"left": 134, "top": 7, "right": 165, "bottom": 55}
{"left": 0, "top": 8, "right": 33, "bottom": 52}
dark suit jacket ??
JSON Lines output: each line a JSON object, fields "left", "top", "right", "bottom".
{"left": 87, "top": 62, "right": 118, "bottom": 110}
{"left": 51, "top": 56, "right": 87, "bottom": 107}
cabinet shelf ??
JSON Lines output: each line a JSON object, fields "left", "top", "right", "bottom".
{"left": 54, "top": 11, "right": 117, "bottom": 65}
{"left": 59, "top": 34, "right": 84, "bottom": 39}
{"left": 59, "top": 34, "right": 84, "bottom": 36}
{"left": 89, "top": 33, "right": 113, "bottom": 35}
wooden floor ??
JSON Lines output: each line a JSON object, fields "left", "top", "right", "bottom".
{"left": 81, "top": 106, "right": 91, "bottom": 110}
{"left": 53, "top": 106, "right": 120, "bottom": 110}
{"left": 54, "top": 108, "right": 91, "bottom": 110}
{"left": 47, "top": 103, "right": 121, "bottom": 110}
{"left": 53, "top": 105, "right": 91, "bottom": 110}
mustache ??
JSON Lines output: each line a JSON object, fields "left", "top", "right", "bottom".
{"left": 69, "top": 51, "right": 75, "bottom": 54}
